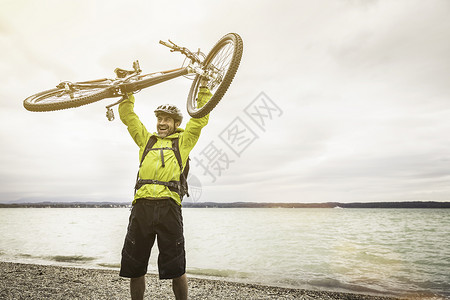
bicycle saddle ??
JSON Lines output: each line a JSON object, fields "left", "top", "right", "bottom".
{"left": 114, "top": 68, "right": 136, "bottom": 78}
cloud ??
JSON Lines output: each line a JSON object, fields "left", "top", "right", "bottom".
{"left": 1, "top": 0, "right": 449, "bottom": 203}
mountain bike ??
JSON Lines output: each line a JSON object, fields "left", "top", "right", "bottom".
{"left": 23, "top": 33, "right": 243, "bottom": 120}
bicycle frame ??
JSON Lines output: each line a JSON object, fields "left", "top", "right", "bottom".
{"left": 119, "top": 66, "right": 189, "bottom": 93}
{"left": 102, "top": 63, "right": 202, "bottom": 120}
{"left": 61, "top": 66, "right": 191, "bottom": 94}
{"left": 62, "top": 36, "right": 208, "bottom": 101}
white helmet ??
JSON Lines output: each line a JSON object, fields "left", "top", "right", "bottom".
{"left": 154, "top": 104, "right": 183, "bottom": 123}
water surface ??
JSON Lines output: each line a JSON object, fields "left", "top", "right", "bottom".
{"left": 0, "top": 207, "right": 448, "bottom": 298}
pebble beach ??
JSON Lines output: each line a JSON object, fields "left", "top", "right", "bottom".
{"left": 0, "top": 261, "right": 415, "bottom": 300}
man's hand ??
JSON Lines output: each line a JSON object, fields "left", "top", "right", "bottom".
{"left": 196, "top": 85, "right": 212, "bottom": 108}
{"left": 199, "top": 76, "right": 209, "bottom": 88}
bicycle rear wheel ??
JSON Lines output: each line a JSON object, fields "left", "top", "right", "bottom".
{"left": 23, "top": 84, "right": 114, "bottom": 112}
{"left": 187, "top": 33, "right": 243, "bottom": 118}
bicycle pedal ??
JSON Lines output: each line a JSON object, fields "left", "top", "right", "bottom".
{"left": 106, "top": 108, "right": 115, "bottom": 121}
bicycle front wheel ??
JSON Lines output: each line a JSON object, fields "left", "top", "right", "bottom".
{"left": 187, "top": 33, "right": 243, "bottom": 118}
{"left": 23, "top": 85, "right": 114, "bottom": 112}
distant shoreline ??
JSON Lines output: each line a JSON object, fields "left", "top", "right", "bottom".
{"left": 0, "top": 201, "right": 449, "bottom": 209}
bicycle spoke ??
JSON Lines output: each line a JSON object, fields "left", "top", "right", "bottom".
{"left": 214, "top": 43, "right": 234, "bottom": 71}
{"left": 210, "top": 42, "right": 234, "bottom": 74}
{"left": 204, "top": 43, "right": 234, "bottom": 95}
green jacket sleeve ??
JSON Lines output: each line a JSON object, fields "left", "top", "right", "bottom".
{"left": 118, "top": 94, "right": 150, "bottom": 149}
{"left": 179, "top": 87, "right": 212, "bottom": 161}
{"left": 181, "top": 88, "right": 211, "bottom": 146}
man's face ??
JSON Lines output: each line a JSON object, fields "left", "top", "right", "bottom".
{"left": 156, "top": 113, "right": 180, "bottom": 138}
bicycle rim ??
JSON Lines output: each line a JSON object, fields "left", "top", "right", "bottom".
{"left": 23, "top": 86, "right": 113, "bottom": 112}
{"left": 187, "top": 33, "right": 243, "bottom": 118}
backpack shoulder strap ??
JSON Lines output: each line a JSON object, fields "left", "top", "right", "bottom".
{"left": 135, "top": 135, "right": 157, "bottom": 195}
{"left": 171, "top": 138, "right": 183, "bottom": 170}
{"left": 172, "top": 137, "right": 190, "bottom": 198}
{"left": 140, "top": 135, "right": 158, "bottom": 167}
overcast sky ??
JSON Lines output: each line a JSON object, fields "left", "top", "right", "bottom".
{"left": 1, "top": 0, "right": 449, "bottom": 203}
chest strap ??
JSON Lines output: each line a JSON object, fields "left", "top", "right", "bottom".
{"left": 135, "top": 179, "right": 182, "bottom": 195}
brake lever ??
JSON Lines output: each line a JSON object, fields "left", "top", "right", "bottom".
{"left": 167, "top": 39, "right": 177, "bottom": 47}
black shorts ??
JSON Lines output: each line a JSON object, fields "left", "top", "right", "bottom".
{"left": 119, "top": 199, "right": 185, "bottom": 279}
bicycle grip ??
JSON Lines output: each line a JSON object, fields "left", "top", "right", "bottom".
{"left": 159, "top": 40, "right": 172, "bottom": 48}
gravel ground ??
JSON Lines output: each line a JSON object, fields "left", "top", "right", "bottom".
{"left": 0, "top": 262, "right": 433, "bottom": 299}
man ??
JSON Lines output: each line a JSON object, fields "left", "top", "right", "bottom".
{"left": 118, "top": 87, "right": 211, "bottom": 300}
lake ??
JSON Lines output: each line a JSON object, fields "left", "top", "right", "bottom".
{"left": 0, "top": 207, "right": 448, "bottom": 298}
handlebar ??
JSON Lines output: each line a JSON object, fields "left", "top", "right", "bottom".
{"left": 159, "top": 40, "right": 176, "bottom": 49}
{"left": 159, "top": 39, "right": 202, "bottom": 64}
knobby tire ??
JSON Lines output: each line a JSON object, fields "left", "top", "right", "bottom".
{"left": 23, "top": 86, "right": 114, "bottom": 112}
{"left": 187, "top": 33, "right": 243, "bottom": 118}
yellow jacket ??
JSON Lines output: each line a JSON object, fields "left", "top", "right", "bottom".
{"left": 119, "top": 88, "right": 211, "bottom": 205}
